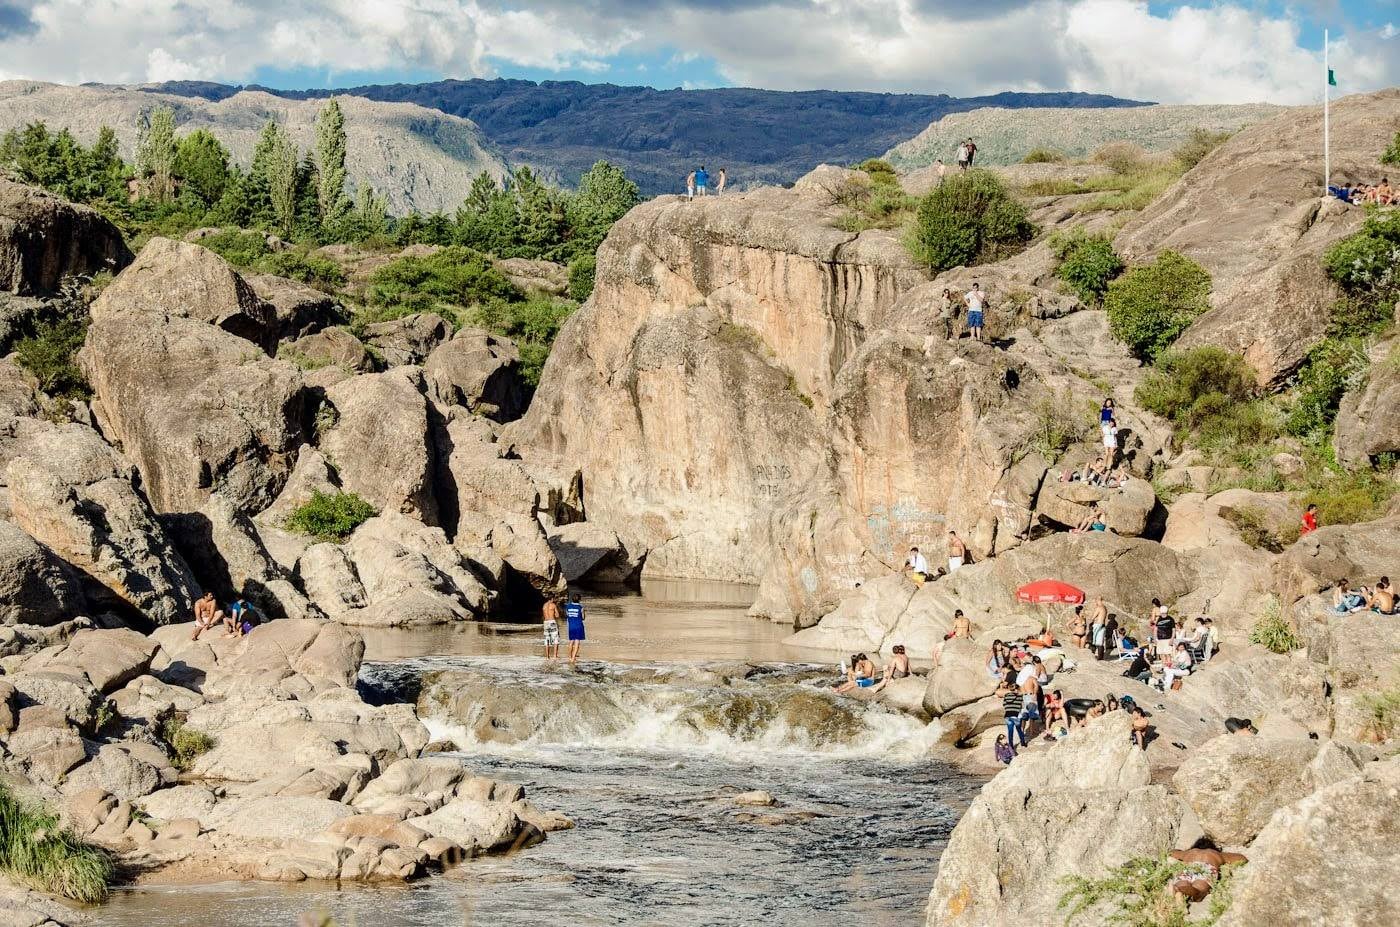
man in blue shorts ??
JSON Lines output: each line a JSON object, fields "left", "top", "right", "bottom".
{"left": 565, "top": 592, "right": 586, "bottom": 665}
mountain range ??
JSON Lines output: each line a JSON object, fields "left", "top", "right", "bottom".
{"left": 145, "top": 78, "right": 1146, "bottom": 195}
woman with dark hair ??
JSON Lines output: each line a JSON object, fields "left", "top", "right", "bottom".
{"left": 1169, "top": 838, "right": 1247, "bottom": 903}
{"left": 985, "top": 639, "right": 1007, "bottom": 678}
{"left": 998, "top": 669, "right": 1027, "bottom": 748}
{"left": 834, "top": 653, "right": 878, "bottom": 694}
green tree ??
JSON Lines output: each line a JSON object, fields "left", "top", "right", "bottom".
{"left": 253, "top": 121, "right": 300, "bottom": 238}
{"left": 455, "top": 172, "right": 519, "bottom": 255}
{"left": 510, "top": 166, "right": 570, "bottom": 260}
{"left": 566, "top": 160, "right": 639, "bottom": 257}
{"left": 1381, "top": 131, "right": 1400, "bottom": 166}
{"left": 313, "top": 98, "right": 351, "bottom": 230}
{"left": 568, "top": 253, "right": 596, "bottom": 301}
{"left": 172, "top": 129, "right": 231, "bottom": 208}
{"left": 0, "top": 123, "right": 126, "bottom": 205}
{"left": 1051, "top": 229, "right": 1123, "bottom": 306}
{"left": 1104, "top": 250, "right": 1212, "bottom": 361}
{"left": 906, "top": 169, "right": 1033, "bottom": 272}
{"left": 352, "top": 183, "right": 389, "bottom": 239}
{"left": 135, "top": 106, "right": 178, "bottom": 203}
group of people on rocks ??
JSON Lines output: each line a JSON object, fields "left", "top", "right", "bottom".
{"left": 1332, "top": 576, "right": 1396, "bottom": 615}
{"left": 833, "top": 645, "right": 911, "bottom": 694}
{"left": 954, "top": 138, "right": 978, "bottom": 171}
{"left": 938, "top": 283, "right": 990, "bottom": 342}
{"left": 541, "top": 592, "right": 588, "bottom": 664}
{"left": 685, "top": 166, "right": 727, "bottom": 199}
{"left": 190, "top": 591, "right": 259, "bottom": 640}
{"left": 1328, "top": 177, "right": 1394, "bottom": 205}
{"left": 904, "top": 530, "right": 968, "bottom": 583}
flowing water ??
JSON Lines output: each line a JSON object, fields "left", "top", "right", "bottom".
{"left": 94, "top": 581, "right": 982, "bottom": 927}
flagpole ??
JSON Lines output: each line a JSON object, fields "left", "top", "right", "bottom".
{"left": 1324, "top": 28, "right": 1330, "bottom": 196}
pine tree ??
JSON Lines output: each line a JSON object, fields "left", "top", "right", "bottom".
{"left": 567, "top": 160, "right": 639, "bottom": 257}
{"left": 172, "top": 129, "right": 231, "bottom": 208}
{"left": 134, "top": 106, "right": 178, "bottom": 202}
{"left": 313, "top": 98, "right": 350, "bottom": 231}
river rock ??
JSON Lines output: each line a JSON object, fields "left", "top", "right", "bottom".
{"left": 406, "top": 798, "right": 525, "bottom": 854}
{"left": 1117, "top": 91, "right": 1399, "bottom": 383}
{"left": 207, "top": 795, "right": 357, "bottom": 841}
{"left": 80, "top": 242, "right": 305, "bottom": 516}
{"left": 333, "top": 514, "right": 489, "bottom": 625}
{"left": 0, "top": 174, "right": 131, "bottom": 294}
{"left": 487, "top": 512, "right": 565, "bottom": 597}
{"left": 926, "top": 713, "right": 1183, "bottom": 927}
{"left": 4, "top": 421, "right": 200, "bottom": 624}
{"left": 22, "top": 628, "right": 159, "bottom": 693}
{"left": 0, "top": 875, "right": 85, "bottom": 927}
{"left": 1171, "top": 734, "right": 1325, "bottom": 845}
{"left": 6, "top": 726, "right": 87, "bottom": 785}
{"left": 61, "top": 742, "right": 176, "bottom": 801}
{"left": 1215, "top": 756, "right": 1400, "bottom": 927}
{"left": 424, "top": 328, "right": 529, "bottom": 422}
{"left": 319, "top": 367, "right": 438, "bottom": 524}
{"left": 362, "top": 312, "right": 449, "bottom": 366}
{"left": 203, "top": 618, "right": 364, "bottom": 694}
{"left": 923, "top": 638, "right": 995, "bottom": 716}
{"left": 547, "top": 521, "right": 640, "bottom": 584}
{"left": 0, "top": 519, "right": 86, "bottom": 625}
{"left": 244, "top": 272, "right": 349, "bottom": 340}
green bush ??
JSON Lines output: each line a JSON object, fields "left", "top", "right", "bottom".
{"left": 1299, "top": 463, "right": 1396, "bottom": 526}
{"left": 1051, "top": 229, "right": 1123, "bottom": 305}
{"left": 1105, "top": 251, "right": 1212, "bottom": 361}
{"left": 159, "top": 718, "right": 215, "bottom": 771}
{"left": 1021, "top": 147, "right": 1066, "bottom": 164}
{"left": 568, "top": 253, "right": 596, "bottom": 302}
{"left": 1249, "top": 599, "right": 1303, "bottom": 654}
{"left": 1174, "top": 129, "right": 1233, "bottom": 169}
{"left": 368, "top": 246, "right": 520, "bottom": 314}
{"left": 1222, "top": 506, "right": 1296, "bottom": 553}
{"left": 1381, "top": 131, "right": 1400, "bottom": 166}
{"left": 906, "top": 169, "right": 1034, "bottom": 272}
{"left": 258, "top": 250, "right": 346, "bottom": 290}
{"left": 197, "top": 228, "right": 270, "bottom": 267}
{"left": 1285, "top": 338, "right": 1368, "bottom": 440}
{"left": 471, "top": 295, "right": 576, "bottom": 386}
{"left": 1321, "top": 210, "right": 1399, "bottom": 338}
{"left": 14, "top": 312, "right": 88, "bottom": 398}
{"left": 286, "top": 491, "right": 377, "bottom": 541}
{"left": 0, "top": 783, "right": 114, "bottom": 902}
{"left": 1058, "top": 855, "right": 1192, "bottom": 927}
{"left": 1135, "top": 346, "right": 1257, "bottom": 431}
{"left": 1091, "top": 141, "right": 1148, "bottom": 176}
{"left": 855, "top": 158, "right": 899, "bottom": 180}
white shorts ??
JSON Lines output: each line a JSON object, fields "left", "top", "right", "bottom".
{"left": 948, "top": 557, "right": 964, "bottom": 572}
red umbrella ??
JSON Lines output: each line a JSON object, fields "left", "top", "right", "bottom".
{"left": 1015, "top": 579, "right": 1085, "bottom": 605}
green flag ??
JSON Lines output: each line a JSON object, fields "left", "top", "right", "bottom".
{"left": 1328, "top": 69, "right": 1337, "bottom": 86}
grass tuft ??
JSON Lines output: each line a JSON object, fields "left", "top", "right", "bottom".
{"left": 0, "top": 783, "right": 114, "bottom": 903}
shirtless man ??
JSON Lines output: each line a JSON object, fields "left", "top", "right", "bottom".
{"left": 946, "top": 530, "right": 967, "bottom": 573}
{"left": 1169, "top": 840, "right": 1247, "bottom": 903}
{"left": 191, "top": 591, "right": 222, "bottom": 641}
{"left": 542, "top": 597, "right": 562, "bottom": 661}
{"left": 871, "top": 645, "right": 911, "bottom": 693}
{"left": 1369, "top": 577, "right": 1395, "bottom": 615}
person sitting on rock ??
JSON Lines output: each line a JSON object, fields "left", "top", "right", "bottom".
{"left": 1169, "top": 838, "right": 1247, "bottom": 904}
{"left": 1300, "top": 502, "right": 1319, "bottom": 535}
{"left": 224, "top": 598, "right": 254, "bottom": 638}
{"left": 1070, "top": 503, "right": 1106, "bottom": 533}
{"left": 1122, "top": 645, "right": 1153, "bottom": 684}
{"left": 1159, "top": 641, "right": 1194, "bottom": 691}
{"left": 1041, "top": 690, "right": 1067, "bottom": 738}
{"left": 1225, "top": 717, "right": 1258, "bottom": 735}
{"left": 191, "top": 591, "right": 222, "bottom": 641}
{"left": 871, "top": 645, "right": 911, "bottom": 693}
{"left": 994, "top": 732, "right": 1015, "bottom": 764}
{"left": 1376, "top": 177, "right": 1393, "bottom": 205}
{"left": 985, "top": 639, "right": 1009, "bottom": 678}
{"left": 1333, "top": 579, "right": 1367, "bottom": 614}
{"left": 834, "top": 653, "right": 878, "bottom": 694}
{"left": 1129, "top": 705, "right": 1150, "bottom": 750}
{"left": 905, "top": 546, "right": 931, "bottom": 581}
{"left": 1370, "top": 576, "right": 1396, "bottom": 615}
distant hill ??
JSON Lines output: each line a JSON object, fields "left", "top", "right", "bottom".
{"left": 885, "top": 103, "right": 1286, "bottom": 169}
{"left": 146, "top": 78, "right": 1147, "bottom": 195}
{"left": 0, "top": 81, "right": 508, "bottom": 214}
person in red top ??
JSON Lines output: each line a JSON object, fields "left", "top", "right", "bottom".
{"left": 1300, "top": 503, "right": 1319, "bottom": 535}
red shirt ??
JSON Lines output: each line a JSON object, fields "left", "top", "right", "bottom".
{"left": 1301, "top": 511, "right": 1318, "bottom": 535}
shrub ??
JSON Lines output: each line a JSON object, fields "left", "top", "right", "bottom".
{"left": 1249, "top": 599, "right": 1303, "bottom": 654}
{"left": 286, "top": 491, "right": 377, "bottom": 541}
{"left": 1105, "top": 251, "right": 1211, "bottom": 361}
{"left": 258, "top": 250, "right": 346, "bottom": 290}
{"left": 1058, "top": 855, "right": 1193, "bottom": 927}
{"left": 1222, "top": 506, "right": 1296, "bottom": 553}
{"left": 0, "top": 782, "right": 114, "bottom": 902}
{"left": 855, "top": 158, "right": 899, "bottom": 180}
{"left": 906, "top": 169, "right": 1034, "bottom": 272}
{"left": 1028, "top": 390, "right": 1089, "bottom": 462}
{"left": 1051, "top": 229, "right": 1123, "bottom": 305}
{"left": 159, "top": 718, "right": 215, "bottom": 771}
{"left": 1021, "top": 147, "right": 1066, "bottom": 164}
{"left": 197, "top": 228, "right": 270, "bottom": 267}
{"left": 1321, "top": 210, "right": 1400, "bottom": 339}
{"left": 471, "top": 295, "right": 576, "bottom": 386}
{"left": 1174, "top": 128, "right": 1233, "bottom": 169}
{"left": 368, "top": 246, "right": 519, "bottom": 314}
{"left": 1381, "top": 131, "right": 1400, "bottom": 166}
{"left": 1300, "top": 463, "right": 1396, "bottom": 526}
{"left": 1361, "top": 686, "right": 1400, "bottom": 739}
{"left": 1135, "top": 346, "right": 1257, "bottom": 430}
{"left": 568, "top": 253, "right": 596, "bottom": 301}
{"left": 1285, "top": 338, "right": 1369, "bottom": 440}
{"left": 1091, "top": 141, "right": 1148, "bottom": 175}
{"left": 11, "top": 276, "right": 91, "bottom": 398}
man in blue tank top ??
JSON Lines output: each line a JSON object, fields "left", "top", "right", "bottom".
{"left": 565, "top": 592, "right": 586, "bottom": 665}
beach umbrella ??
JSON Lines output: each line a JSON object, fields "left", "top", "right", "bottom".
{"left": 1015, "top": 579, "right": 1085, "bottom": 605}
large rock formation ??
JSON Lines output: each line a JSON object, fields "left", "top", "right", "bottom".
{"left": 1116, "top": 90, "right": 1399, "bottom": 384}
{"left": 0, "top": 175, "right": 131, "bottom": 295}
{"left": 80, "top": 238, "right": 305, "bottom": 516}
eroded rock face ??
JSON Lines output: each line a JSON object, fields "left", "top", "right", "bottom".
{"left": 244, "top": 273, "right": 349, "bottom": 340}
{"left": 0, "top": 175, "right": 132, "bottom": 294}
{"left": 80, "top": 239, "right": 305, "bottom": 516}
{"left": 0, "top": 519, "right": 85, "bottom": 625}
{"left": 424, "top": 328, "right": 529, "bottom": 422}
{"left": 1116, "top": 90, "right": 1399, "bottom": 384}
{"left": 1171, "top": 734, "right": 1326, "bottom": 845}
{"left": 282, "top": 326, "right": 372, "bottom": 372}
{"left": 1334, "top": 337, "right": 1400, "bottom": 467}
{"left": 363, "top": 312, "right": 449, "bottom": 367}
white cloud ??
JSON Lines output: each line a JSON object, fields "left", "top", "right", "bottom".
{"left": 0, "top": 0, "right": 1394, "bottom": 103}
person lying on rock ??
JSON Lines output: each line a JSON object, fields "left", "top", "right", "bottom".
{"left": 191, "top": 591, "right": 222, "bottom": 641}
{"left": 1224, "top": 717, "right": 1257, "bottom": 735}
{"left": 1169, "top": 838, "right": 1247, "bottom": 903}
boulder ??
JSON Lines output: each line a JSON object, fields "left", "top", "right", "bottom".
{"left": 23, "top": 628, "right": 158, "bottom": 693}
{"left": 333, "top": 514, "right": 489, "bottom": 626}
{"left": 1116, "top": 92, "right": 1399, "bottom": 383}
{"left": 207, "top": 618, "right": 364, "bottom": 693}
{"left": 207, "top": 795, "right": 356, "bottom": 841}
{"left": 362, "top": 312, "right": 449, "bottom": 366}
{"left": 547, "top": 521, "right": 640, "bottom": 584}
{"left": 320, "top": 367, "right": 438, "bottom": 524}
{"left": 4, "top": 421, "right": 201, "bottom": 623}
{"left": 61, "top": 742, "right": 176, "bottom": 801}
{"left": 423, "top": 328, "right": 529, "bottom": 422}
{"left": 8, "top": 668, "right": 102, "bottom": 728}
{"left": 1334, "top": 343, "right": 1400, "bottom": 467}
{"left": 1034, "top": 477, "right": 1158, "bottom": 537}
{"left": 6, "top": 727, "right": 87, "bottom": 785}
{"left": 1171, "top": 735, "right": 1325, "bottom": 845}
{"left": 495, "top": 257, "right": 568, "bottom": 296}
{"left": 281, "top": 326, "right": 372, "bottom": 372}
{"left": 244, "top": 272, "right": 349, "bottom": 340}
{"left": 295, "top": 542, "right": 368, "bottom": 622}
{"left": 923, "top": 638, "right": 995, "bottom": 716}
{"left": 1216, "top": 757, "right": 1400, "bottom": 927}
{"left": 80, "top": 242, "right": 305, "bottom": 515}
{"left": 1306, "top": 608, "right": 1400, "bottom": 742}
{"left": 136, "top": 784, "right": 219, "bottom": 825}
{"left": 438, "top": 419, "right": 545, "bottom": 525}
{"left": 109, "top": 674, "right": 203, "bottom": 727}
{"left": 0, "top": 519, "right": 85, "bottom": 625}
{"left": 1274, "top": 515, "right": 1400, "bottom": 605}
{"left": 925, "top": 714, "right": 1183, "bottom": 927}
{"left": 405, "top": 798, "right": 524, "bottom": 853}
{"left": 487, "top": 512, "right": 565, "bottom": 598}
{"left": 0, "top": 174, "right": 131, "bottom": 294}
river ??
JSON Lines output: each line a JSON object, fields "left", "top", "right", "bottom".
{"left": 94, "top": 580, "right": 979, "bottom": 927}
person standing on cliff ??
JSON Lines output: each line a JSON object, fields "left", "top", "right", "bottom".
{"left": 717, "top": 168, "right": 727, "bottom": 196}
{"left": 966, "top": 138, "right": 978, "bottom": 168}
{"left": 955, "top": 141, "right": 969, "bottom": 171}
{"left": 936, "top": 159, "right": 947, "bottom": 184}
{"left": 542, "top": 597, "right": 561, "bottom": 661}
{"left": 695, "top": 165, "right": 710, "bottom": 196}
{"left": 565, "top": 592, "right": 586, "bottom": 666}
{"left": 686, "top": 170, "right": 696, "bottom": 200}
{"left": 964, "top": 282, "right": 986, "bottom": 341}
{"left": 946, "top": 530, "right": 967, "bottom": 573}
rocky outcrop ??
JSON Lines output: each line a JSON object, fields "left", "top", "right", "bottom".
{"left": 1334, "top": 333, "right": 1400, "bottom": 467}
{"left": 1171, "top": 735, "right": 1334, "bottom": 845}
{"left": 281, "top": 326, "right": 372, "bottom": 372}
{"left": 1274, "top": 515, "right": 1400, "bottom": 605}
{"left": 80, "top": 239, "right": 306, "bottom": 516}
{"left": 362, "top": 313, "right": 449, "bottom": 367}
{"left": 4, "top": 421, "right": 200, "bottom": 624}
{"left": 244, "top": 272, "right": 349, "bottom": 340}
{"left": 424, "top": 328, "right": 529, "bottom": 422}
{"left": 0, "top": 174, "right": 131, "bottom": 295}
{"left": 1116, "top": 90, "right": 1399, "bottom": 384}
{"left": 495, "top": 257, "right": 568, "bottom": 296}
{"left": 0, "top": 519, "right": 86, "bottom": 625}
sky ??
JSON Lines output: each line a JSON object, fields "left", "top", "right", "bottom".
{"left": 0, "top": 1, "right": 1395, "bottom": 104}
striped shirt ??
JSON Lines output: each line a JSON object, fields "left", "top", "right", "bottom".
{"left": 1002, "top": 691, "right": 1023, "bottom": 717}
